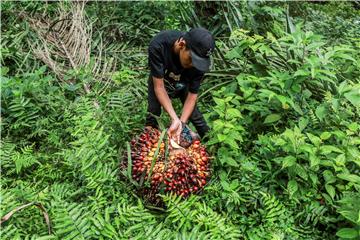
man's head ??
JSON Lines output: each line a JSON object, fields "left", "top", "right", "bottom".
{"left": 175, "top": 28, "right": 215, "bottom": 72}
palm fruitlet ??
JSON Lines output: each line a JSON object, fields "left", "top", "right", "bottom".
{"left": 124, "top": 126, "right": 210, "bottom": 202}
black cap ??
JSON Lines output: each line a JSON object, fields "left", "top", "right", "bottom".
{"left": 183, "top": 28, "right": 215, "bottom": 72}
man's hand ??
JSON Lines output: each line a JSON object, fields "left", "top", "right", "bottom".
{"left": 168, "top": 118, "right": 182, "bottom": 143}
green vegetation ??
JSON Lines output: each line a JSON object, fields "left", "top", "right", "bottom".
{"left": 1, "top": 1, "right": 359, "bottom": 239}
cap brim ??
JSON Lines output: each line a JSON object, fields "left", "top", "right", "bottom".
{"left": 191, "top": 50, "right": 211, "bottom": 72}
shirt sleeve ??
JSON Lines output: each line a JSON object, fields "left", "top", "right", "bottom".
{"left": 188, "top": 71, "right": 204, "bottom": 94}
{"left": 148, "top": 44, "right": 165, "bottom": 78}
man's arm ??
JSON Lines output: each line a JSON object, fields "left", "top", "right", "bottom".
{"left": 180, "top": 92, "right": 197, "bottom": 123}
{"left": 153, "top": 77, "right": 182, "bottom": 141}
{"left": 153, "top": 77, "right": 177, "bottom": 120}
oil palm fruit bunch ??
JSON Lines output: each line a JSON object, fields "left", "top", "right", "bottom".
{"left": 125, "top": 126, "right": 210, "bottom": 202}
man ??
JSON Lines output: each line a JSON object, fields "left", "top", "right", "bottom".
{"left": 145, "top": 27, "right": 215, "bottom": 142}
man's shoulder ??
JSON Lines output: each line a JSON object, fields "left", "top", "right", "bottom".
{"left": 149, "top": 30, "right": 184, "bottom": 48}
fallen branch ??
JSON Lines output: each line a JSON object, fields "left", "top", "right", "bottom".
{"left": 1, "top": 202, "right": 52, "bottom": 234}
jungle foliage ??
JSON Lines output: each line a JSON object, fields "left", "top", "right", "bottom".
{"left": 1, "top": 1, "right": 360, "bottom": 239}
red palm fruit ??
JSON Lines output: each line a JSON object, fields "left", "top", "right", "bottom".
{"left": 200, "top": 166, "right": 206, "bottom": 171}
{"left": 198, "top": 172, "right": 205, "bottom": 178}
{"left": 181, "top": 177, "right": 186, "bottom": 182}
{"left": 201, "top": 179, "right": 206, "bottom": 185}
{"left": 201, "top": 156, "right": 208, "bottom": 161}
{"left": 194, "top": 140, "right": 200, "bottom": 145}
{"left": 193, "top": 186, "right": 198, "bottom": 191}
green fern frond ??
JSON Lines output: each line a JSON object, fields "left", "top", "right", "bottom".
{"left": 52, "top": 202, "right": 93, "bottom": 240}
{"left": 91, "top": 208, "right": 121, "bottom": 240}
{"left": 0, "top": 224, "right": 22, "bottom": 240}
{"left": 308, "top": 109, "right": 319, "bottom": 127}
{"left": 13, "top": 145, "right": 39, "bottom": 173}
{"left": 0, "top": 140, "right": 16, "bottom": 175}
{"left": 259, "top": 192, "right": 287, "bottom": 225}
{"left": 0, "top": 189, "right": 19, "bottom": 217}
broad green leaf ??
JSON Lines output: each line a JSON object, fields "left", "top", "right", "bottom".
{"left": 309, "top": 173, "right": 318, "bottom": 185}
{"left": 295, "top": 164, "right": 308, "bottom": 180}
{"left": 288, "top": 100, "right": 303, "bottom": 114}
{"left": 282, "top": 156, "right": 296, "bottom": 169}
{"left": 309, "top": 154, "right": 320, "bottom": 168}
{"left": 288, "top": 180, "right": 298, "bottom": 197}
{"left": 214, "top": 97, "right": 225, "bottom": 107}
{"left": 294, "top": 69, "right": 309, "bottom": 77}
{"left": 320, "top": 132, "right": 332, "bottom": 140}
{"left": 306, "top": 133, "right": 321, "bottom": 147}
{"left": 300, "top": 144, "right": 314, "bottom": 154}
{"left": 323, "top": 170, "right": 336, "bottom": 184}
{"left": 298, "top": 117, "right": 309, "bottom": 131}
{"left": 274, "top": 138, "right": 287, "bottom": 146}
{"left": 226, "top": 108, "right": 242, "bottom": 119}
{"left": 217, "top": 134, "right": 227, "bottom": 142}
{"left": 337, "top": 173, "right": 360, "bottom": 183}
{"left": 315, "top": 105, "right": 327, "bottom": 121}
{"left": 224, "top": 138, "right": 239, "bottom": 149}
{"left": 221, "top": 180, "right": 231, "bottom": 191}
{"left": 336, "top": 228, "right": 358, "bottom": 239}
{"left": 334, "top": 53, "right": 357, "bottom": 62}
{"left": 335, "top": 154, "right": 346, "bottom": 167}
{"left": 230, "top": 179, "right": 239, "bottom": 189}
{"left": 264, "top": 114, "right": 281, "bottom": 124}
{"left": 325, "top": 184, "right": 335, "bottom": 199}
{"left": 348, "top": 122, "right": 359, "bottom": 132}
{"left": 226, "top": 157, "right": 239, "bottom": 167}
{"left": 344, "top": 88, "right": 360, "bottom": 107}
{"left": 320, "top": 145, "right": 343, "bottom": 154}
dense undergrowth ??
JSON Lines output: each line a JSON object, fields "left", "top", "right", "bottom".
{"left": 1, "top": 1, "right": 360, "bottom": 239}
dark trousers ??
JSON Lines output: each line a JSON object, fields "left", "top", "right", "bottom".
{"left": 145, "top": 76, "right": 210, "bottom": 138}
